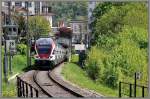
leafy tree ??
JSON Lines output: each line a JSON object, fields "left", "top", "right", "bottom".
{"left": 48, "top": 1, "right": 87, "bottom": 26}
{"left": 85, "top": 46, "right": 106, "bottom": 81}
{"left": 28, "top": 16, "right": 51, "bottom": 38}
{"left": 93, "top": 6, "right": 127, "bottom": 45}
{"left": 57, "top": 27, "right": 72, "bottom": 38}
{"left": 86, "top": 2, "right": 148, "bottom": 88}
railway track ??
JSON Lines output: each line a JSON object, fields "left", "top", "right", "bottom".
{"left": 18, "top": 62, "right": 103, "bottom": 98}
{"left": 33, "top": 70, "right": 83, "bottom": 97}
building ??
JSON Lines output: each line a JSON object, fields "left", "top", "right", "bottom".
{"left": 88, "top": 0, "right": 97, "bottom": 33}
{"left": 70, "top": 20, "right": 88, "bottom": 51}
{"left": 2, "top": 1, "right": 54, "bottom": 27}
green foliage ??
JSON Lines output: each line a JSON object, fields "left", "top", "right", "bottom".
{"left": 71, "top": 54, "right": 79, "bottom": 63}
{"left": 86, "top": 60, "right": 100, "bottom": 80}
{"left": 79, "top": 51, "right": 87, "bottom": 67}
{"left": 17, "top": 44, "right": 27, "bottom": 55}
{"left": 62, "top": 62, "right": 118, "bottom": 97}
{"left": 85, "top": 47, "right": 105, "bottom": 81}
{"left": 49, "top": 1, "right": 87, "bottom": 26}
{"left": 122, "top": 2, "right": 148, "bottom": 29}
{"left": 12, "top": 10, "right": 26, "bottom": 37}
{"left": 2, "top": 82, "right": 16, "bottom": 97}
{"left": 93, "top": 6, "right": 126, "bottom": 45}
{"left": 95, "top": 34, "right": 120, "bottom": 50}
{"left": 58, "top": 27, "right": 72, "bottom": 38}
{"left": 28, "top": 16, "right": 51, "bottom": 38}
{"left": 86, "top": 2, "right": 148, "bottom": 88}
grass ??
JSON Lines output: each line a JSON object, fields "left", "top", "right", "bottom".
{"left": 2, "top": 54, "right": 27, "bottom": 97}
{"left": 62, "top": 54, "right": 149, "bottom": 97}
{"left": 62, "top": 54, "right": 118, "bottom": 97}
{"left": 2, "top": 81, "right": 17, "bottom": 97}
{"left": 1, "top": 46, "right": 31, "bottom": 97}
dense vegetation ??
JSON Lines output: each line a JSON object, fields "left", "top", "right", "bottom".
{"left": 48, "top": 1, "right": 87, "bottom": 26}
{"left": 62, "top": 55, "right": 118, "bottom": 97}
{"left": 28, "top": 16, "right": 51, "bottom": 38}
{"left": 85, "top": 2, "right": 148, "bottom": 88}
{"left": 1, "top": 46, "right": 27, "bottom": 97}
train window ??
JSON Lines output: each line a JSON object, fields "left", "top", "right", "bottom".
{"left": 37, "top": 46, "right": 51, "bottom": 54}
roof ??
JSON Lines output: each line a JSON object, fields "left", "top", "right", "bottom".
{"left": 14, "top": 7, "right": 28, "bottom": 12}
{"left": 36, "top": 38, "right": 54, "bottom": 45}
{"left": 37, "top": 13, "right": 55, "bottom": 16}
{"left": 70, "top": 20, "right": 88, "bottom": 23}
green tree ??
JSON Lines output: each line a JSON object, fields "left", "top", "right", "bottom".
{"left": 49, "top": 1, "right": 87, "bottom": 26}
{"left": 86, "top": 2, "right": 148, "bottom": 88}
{"left": 28, "top": 16, "right": 51, "bottom": 38}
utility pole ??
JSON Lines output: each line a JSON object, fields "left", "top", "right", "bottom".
{"left": 0, "top": 0, "right": 1, "bottom": 84}
{"left": 9, "top": 44, "right": 12, "bottom": 74}
{"left": 3, "top": 1, "right": 11, "bottom": 83}
{"left": 26, "top": 1, "right": 31, "bottom": 66}
{"left": 4, "top": 39, "right": 8, "bottom": 83}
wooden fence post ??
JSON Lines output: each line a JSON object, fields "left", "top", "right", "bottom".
{"left": 129, "top": 84, "right": 132, "bottom": 97}
{"left": 119, "top": 82, "right": 121, "bottom": 97}
{"left": 35, "top": 88, "right": 38, "bottom": 97}
{"left": 25, "top": 82, "right": 28, "bottom": 97}
{"left": 142, "top": 86, "right": 145, "bottom": 97}
{"left": 30, "top": 85, "right": 33, "bottom": 97}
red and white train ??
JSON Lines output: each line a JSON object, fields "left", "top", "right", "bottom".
{"left": 34, "top": 37, "right": 68, "bottom": 68}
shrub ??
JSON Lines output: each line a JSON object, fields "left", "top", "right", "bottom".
{"left": 85, "top": 46, "right": 105, "bottom": 81}
{"left": 102, "top": 56, "right": 119, "bottom": 88}
{"left": 86, "top": 60, "right": 100, "bottom": 80}
{"left": 78, "top": 51, "right": 87, "bottom": 67}
{"left": 17, "top": 44, "right": 27, "bottom": 55}
{"left": 58, "top": 27, "right": 72, "bottom": 38}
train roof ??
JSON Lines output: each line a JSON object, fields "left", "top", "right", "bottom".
{"left": 36, "top": 38, "right": 54, "bottom": 45}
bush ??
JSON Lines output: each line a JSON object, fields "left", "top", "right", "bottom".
{"left": 17, "top": 44, "right": 27, "bottom": 55}
{"left": 58, "top": 27, "right": 72, "bottom": 38}
{"left": 85, "top": 47, "right": 105, "bottom": 81}
{"left": 28, "top": 16, "right": 51, "bottom": 37}
{"left": 86, "top": 61, "right": 100, "bottom": 80}
{"left": 78, "top": 51, "right": 87, "bottom": 67}
{"left": 85, "top": 3, "right": 148, "bottom": 88}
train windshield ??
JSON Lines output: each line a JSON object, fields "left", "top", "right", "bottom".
{"left": 37, "top": 45, "right": 51, "bottom": 54}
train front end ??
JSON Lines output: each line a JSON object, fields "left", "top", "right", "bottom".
{"left": 34, "top": 38, "right": 55, "bottom": 66}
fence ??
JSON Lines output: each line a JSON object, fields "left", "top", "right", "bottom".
{"left": 119, "top": 81, "right": 148, "bottom": 98}
{"left": 16, "top": 76, "right": 39, "bottom": 98}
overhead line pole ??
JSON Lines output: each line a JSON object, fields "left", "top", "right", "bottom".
{"left": 26, "top": 1, "right": 31, "bottom": 67}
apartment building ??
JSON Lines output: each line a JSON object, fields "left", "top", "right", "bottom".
{"left": 2, "top": 1, "right": 54, "bottom": 27}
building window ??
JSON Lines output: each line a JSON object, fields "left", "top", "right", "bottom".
{"left": 15, "top": 2, "right": 22, "bottom": 7}
{"left": 25, "top": 2, "right": 32, "bottom": 8}
{"left": 89, "top": 8, "right": 93, "bottom": 12}
{"left": 28, "top": 2, "right": 32, "bottom": 7}
{"left": 4, "top": 1, "right": 11, "bottom": 6}
{"left": 48, "top": 7, "right": 51, "bottom": 13}
{"left": 90, "top": 16, "right": 93, "bottom": 20}
{"left": 35, "top": 1, "right": 40, "bottom": 14}
{"left": 89, "top": 1, "right": 93, "bottom": 4}
{"left": 74, "top": 25, "right": 78, "bottom": 32}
